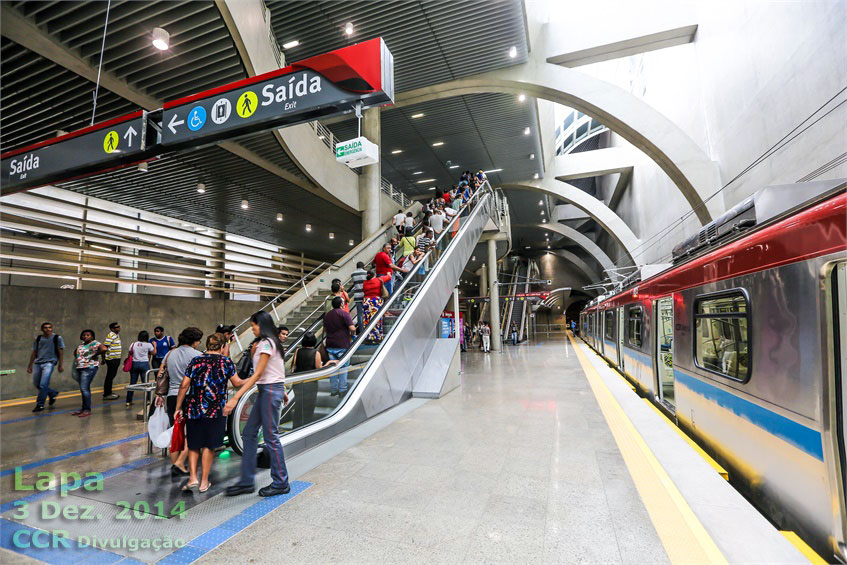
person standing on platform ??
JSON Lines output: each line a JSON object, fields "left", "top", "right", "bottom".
{"left": 481, "top": 323, "right": 491, "bottom": 353}
{"left": 126, "top": 330, "right": 155, "bottom": 407}
{"left": 71, "top": 330, "right": 107, "bottom": 418}
{"left": 510, "top": 321, "right": 519, "bottom": 346}
{"left": 350, "top": 261, "right": 367, "bottom": 336}
{"left": 175, "top": 332, "right": 238, "bottom": 494}
{"left": 150, "top": 326, "right": 175, "bottom": 370}
{"left": 323, "top": 296, "right": 356, "bottom": 396}
{"left": 101, "top": 322, "right": 122, "bottom": 400}
{"left": 226, "top": 311, "right": 291, "bottom": 498}
{"left": 27, "top": 322, "right": 64, "bottom": 412}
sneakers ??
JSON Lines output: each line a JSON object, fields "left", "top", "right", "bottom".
{"left": 32, "top": 405, "right": 44, "bottom": 413}
{"left": 103, "top": 394, "right": 119, "bottom": 400}
{"left": 225, "top": 484, "right": 255, "bottom": 497}
{"left": 258, "top": 483, "right": 291, "bottom": 497}
{"left": 48, "top": 393, "right": 58, "bottom": 406}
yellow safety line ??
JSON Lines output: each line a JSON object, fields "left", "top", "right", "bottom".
{"left": 567, "top": 331, "right": 727, "bottom": 565}
{"left": 780, "top": 531, "right": 827, "bottom": 565}
{"left": 641, "top": 398, "right": 729, "bottom": 481}
{"left": 1, "top": 384, "right": 128, "bottom": 408}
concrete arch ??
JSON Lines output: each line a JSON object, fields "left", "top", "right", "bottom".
{"left": 504, "top": 178, "right": 640, "bottom": 263}
{"left": 395, "top": 62, "right": 722, "bottom": 224}
{"left": 516, "top": 223, "right": 618, "bottom": 280}
{"left": 552, "top": 249, "right": 601, "bottom": 285}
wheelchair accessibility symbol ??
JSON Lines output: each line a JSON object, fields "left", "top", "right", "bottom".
{"left": 103, "top": 130, "right": 119, "bottom": 153}
{"left": 187, "top": 106, "right": 206, "bottom": 131}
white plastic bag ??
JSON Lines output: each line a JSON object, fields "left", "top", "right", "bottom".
{"left": 148, "top": 406, "right": 170, "bottom": 447}
{"left": 154, "top": 426, "right": 174, "bottom": 449}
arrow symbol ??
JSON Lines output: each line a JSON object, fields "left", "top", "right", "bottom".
{"left": 167, "top": 114, "right": 184, "bottom": 135}
{"left": 123, "top": 126, "right": 137, "bottom": 147}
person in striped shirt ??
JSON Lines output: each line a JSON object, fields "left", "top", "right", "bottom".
{"left": 101, "top": 322, "right": 122, "bottom": 400}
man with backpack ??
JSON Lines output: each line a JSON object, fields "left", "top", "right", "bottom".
{"left": 150, "top": 326, "right": 175, "bottom": 370}
{"left": 27, "top": 322, "right": 64, "bottom": 412}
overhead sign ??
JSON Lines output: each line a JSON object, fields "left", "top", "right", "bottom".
{"left": 160, "top": 37, "right": 394, "bottom": 149}
{"left": 1, "top": 111, "right": 148, "bottom": 192}
{"left": 336, "top": 136, "right": 379, "bottom": 167}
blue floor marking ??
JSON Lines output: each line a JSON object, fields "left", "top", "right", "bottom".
{"left": 0, "top": 401, "right": 124, "bottom": 425}
{"left": 0, "top": 434, "right": 147, "bottom": 477}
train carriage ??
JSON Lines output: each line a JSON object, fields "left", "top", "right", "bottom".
{"left": 579, "top": 179, "right": 847, "bottom": 561}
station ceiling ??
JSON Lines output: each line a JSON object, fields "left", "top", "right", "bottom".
{"left": 0, "top": 0, "right": 556, "bottom": 260}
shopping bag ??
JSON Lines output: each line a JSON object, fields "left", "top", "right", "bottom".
{"left": 148, "top": 406, "right": 170, "bottom": 446}
{"left": 170, "top": 413, "right": 185, "bottom": 453}
{"left": 154, "top": 426, "right": 174, "bottom": 449}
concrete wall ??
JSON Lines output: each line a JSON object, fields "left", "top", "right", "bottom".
{"left": 562, "top": 0, "right": 847, "bottom": 266}
{"left": 0, "top": 286, "right": 261, "bottom": 400}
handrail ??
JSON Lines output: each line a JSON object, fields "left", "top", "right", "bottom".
{"left": 283, "top": 181, "right": 492, "bottom": 386}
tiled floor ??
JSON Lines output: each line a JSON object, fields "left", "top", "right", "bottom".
{"left": 201, "top": 337, "right": 669, "bottom": 564}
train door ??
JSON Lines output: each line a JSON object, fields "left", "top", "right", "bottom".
{"left": 617, "top": 306, "right": 625, "bottom": 371}
{"left": 655, "top": 296, "right": 675, "bottom": 409}
{"left": 833, "top": 263, "right": 847, "bottom": 534}
{"left": 600, "top": 311, "right": 605, "bottom": 356}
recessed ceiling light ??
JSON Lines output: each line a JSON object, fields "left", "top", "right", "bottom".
{"left": 484, "top": 168, "right": 502, "bottom": 173}
{"left": 318, "top": 134, "right": 325, "bottom": 140}
{"left": 518, "top": 93, "right": 526, "bottom": 102}
{"left": 538, "top": 200, "right": 543, "bottom": 205}
{"left": 530, "top": 153, "right": 535, "bottom": 160}
{"left": 329, "top": 232, "right": 335, "bottom": 239}
{"left": 152, "top": 27, "right": 169, "bottom": 50}
{"left": 523, "top": 127, "right": 530, "bottom": 135}
{"left": 449, "top": 165, "right": 459, "bottom": 169}
{"left": 411, "top": 113, "right": 425, "bottom": 119}
{"left": 196, "top": 183, "right": 205, "bottom": 193}
{"left": 428, "top": 187, "right": 436, "bottom": 191}
{"left": 541, "top": 210, "right": 545, "bottom": 215}
{"left": 138, "top": 162, "right": 148, "bottom": 172}
{"left": 525, "top": 246, "right": 530, "bottom": 249}
{"left": 432, "top": 141, "right": 444, "bottom": 147}
{"left": 472, "top": 256, "right": 476, "bottom": 261}
{"left": 282, "top": 40, "right": 300, "bottom": 49}
{"left": 344, "top": 22, "right": 354, "bottom": 35}
{"left": 276, "top": 213, "right": 283, "bottom": 221}
{"left": 391, "top": 149, "right": 403, "bottom": 154}
{"left": 305, "top": 224, "right": 312, "bottom": 232}
{"left": 417, "top": 178, "right": 436, "bottom": 183}
{"left": 509, "top": 45, "right": 517, "bottom": 58}
{"left": 413, "top": 171, "right": 423, "bottom": 175}
{"left": 241, "top": 199, "right": 249, "bottom": 209}
{"left": 349, "top": 239, "right": 354, "bottom": 246}
{"left": 533, "top": 173, "right": 539, "bottom": 179}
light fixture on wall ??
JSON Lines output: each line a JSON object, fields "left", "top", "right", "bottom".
{"left": 152, "top": 27, "right": 170, "bottom": 50}
{"left": 276, "top": 213, "right": 283, "bottom": 222}
{"left": 241, "top": 199, "right": 248, "bottom": 209}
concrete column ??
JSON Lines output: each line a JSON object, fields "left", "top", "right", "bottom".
{"left": 453, "top": 287, "right": 460, "bottom": 340}
{"left": 360, "top": 107, "right": 382, "bottom": 239}
{"left": 487, "top": 238, "right": 501, "bottom": 352}
{"left": 479, "top": 266, "right": 488, "bottom": 296}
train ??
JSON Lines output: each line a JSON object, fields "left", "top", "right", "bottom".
{"left": 579, "top": 178, "right": 846, "bottom": 561}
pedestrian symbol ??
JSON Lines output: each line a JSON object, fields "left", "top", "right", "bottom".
{"left": 187, "top": 106, "right": 207, "bottom": 131}
{"left": 211, "top": 98, "right": 231, "bottom": 125}
{"left": 236, "top": 91, "right": 258, "bottom": 118}
{"left": 103, "top": 131, "right": 119, "bottom": 153}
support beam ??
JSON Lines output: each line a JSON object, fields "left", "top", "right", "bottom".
{"left": 516, "top": 223, "right": 617, "bottom": 278}
{"left": 551, "top": 147, "right": 634, "bottom": 181}
{"left": 360, "top": 107, "right": 382, "bottom": 238}
{"left": 609, "top": 169, "right": 633, "bottom": 211}
{"left": 487, "top": 238, "right": 501, "bottom": 352}
{"left": 546, "top": 25, "right": 699, "bottom": 68}
{"left": 551, "top": 249, "right": 602, "bottom": 286}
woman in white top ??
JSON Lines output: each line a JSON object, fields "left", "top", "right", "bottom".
{"left": 224, "top": 311, "right": 291, "bottom": 498}
{"left": 126, "top": 330, "right": 155, "bottom": 407}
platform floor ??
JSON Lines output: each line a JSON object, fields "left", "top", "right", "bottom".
{"left": 201, "top": 336, "right": 669, "bottom": 564}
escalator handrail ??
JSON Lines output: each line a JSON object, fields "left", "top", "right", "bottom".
{"left": 282, "top": 182, "right": 493, "bottom": 386}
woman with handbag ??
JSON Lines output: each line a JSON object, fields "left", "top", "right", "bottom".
{"left": 125, "top": 330, "right": 155, "bottom": 407}
{"left": 71, "top": 330, "right": 107, "bottom": 418}
{"left": 361, "top": 270, "right": 391, "bottom": 343}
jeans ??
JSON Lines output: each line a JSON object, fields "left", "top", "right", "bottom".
{"left": 512, "top": 332, "right": 518, "bottom": 345}
{"left": 238, "top": 383, "right": 290, "bottom": 489}
{"left": 326, "top": 347, "right": 348, "bottom": 393}
{"left": 78, "top": 367, "right": 98, "bottom": 412}
{"left": 151, "top": 357, "right": 164, "bottom": 370}
{"left": 32, "top": 362, "right": 58, "bottom": 407}
{"left": 126, "top": 361, "right": 149, "bottom": 404}
{"left": 353, "top": 301, "right": 364, "bottom": 335}
{"left": 102, "top": 358, "right": 120, "bottom": 396}
{"left": 383, "top": 278, "right": 393, "bottom": 295}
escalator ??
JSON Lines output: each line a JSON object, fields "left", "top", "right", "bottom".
{"left": 503, "top": 260, "right": 527, "bottom": 343}
{"left": 227, "top": 182, "right": 496, "bottom": 457}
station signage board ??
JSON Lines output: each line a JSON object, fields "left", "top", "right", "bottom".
{"left": 336, "top": 136, "right": 379, "bottom": 167}
{"left": 1, "top": 111, "right": 148, "bottom": 192}
{"left": 160, "top": 37, "right": 394, "bottom": 149}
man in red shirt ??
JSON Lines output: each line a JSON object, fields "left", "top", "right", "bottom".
{"left": 373, "top": 243, "right": 403, "bottom": 294}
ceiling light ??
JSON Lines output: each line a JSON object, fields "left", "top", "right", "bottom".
{"left": 282, "top": 40, "right": 300, "bottom": 49}
{"left": 137, "top": 162, "right": 148, "bottom": 172}
{"left": 530, "top": 153, "right": 535, "bottom": 160}
{"left": 428, "top": 187, "right": 436, "bottom": 191}
{"left": 523, "top": 127, "right": 530, "bottom": 135}
{"left": 391, "top": 149, "right": 403, "bottom": 154}
{"left": 547, "top": 245, "right": 551, "bottom": 249}
{"left": 432, "top": 141, "right": 444, "bottom": 147}
{"left": 152, "top": 27, "right": 169, "bottom": 50}
{"left": 413, "top": 171, "right": 423, "bottom": 175}
{"left": 484, "top": 168, "right": 502, "bottom": 173}
{"left": 329, "top": 232, "right": 335, "bottom": 239}
{"left": 344, "top": 22, "right": 354, "bottom": 35}
{"left": 525, "top": 246, "right": 530, "bottom": 249}
{"left": 305, "top": 224, "right": 312, "bottom": 232}
{"left": 509, "top": 46, "right": 517, "bottom": 58}
{"left": 449, "top": 165, "right": 459, "bottom": 169}
{"left": 411, "top": 113, "right": 425, "bottom": 119}
{"left": 533, "top": 173, "right": 539, "bottom": 179}
{"left": 417, "top": 178, "right": 436, "bottom": 184}
{"left": 276, "top": 213, "right": 283, "bottom": 222}
{"left": 349, "top": 239, "right": 354, "bottom": 246}
{"left": 538, "top": 200, "right": 543, "bottom": 205}
{"left": 542, "top": 218, "right": 547, "bottom": 223}
{"left": 241, "top": 199, "right": 248, "bottom": 209}
{"left": 472, "top": 256, "right": 476, "bottom": 261}
{"left": 197, "top": 183, "right": 206, "bottom": 194}
{"left": 541, "top": 210, "right": 545, "bottom": 215}
{"left": 318, "top": 134, "right": 325, "bottom": 140}
{"left": 518, "top": 93, "right": 526, "bottom": 102}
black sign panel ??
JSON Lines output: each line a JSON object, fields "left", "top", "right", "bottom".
{"left": 161, "top": 70, "right": 357, "bottom": 148}
{"left": 1, "top": 112, "right": 148, "bottom": 192}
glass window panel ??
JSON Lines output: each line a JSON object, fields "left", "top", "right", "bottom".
{"left": 694, "top": 292, "right": 749, "bottom": 380}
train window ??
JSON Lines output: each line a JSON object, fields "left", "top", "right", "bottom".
{"left": 694, "top": 290, "right": 750, "bottom": 382}
{"left": 604, "top": 310, "right": 615, "bottom": 340}
{"left": 626, "top": 306, "right": 643, "bottom": 347}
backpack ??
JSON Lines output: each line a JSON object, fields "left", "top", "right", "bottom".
{"left": 35, "top": 335, "right": 60, "bottom": 357}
